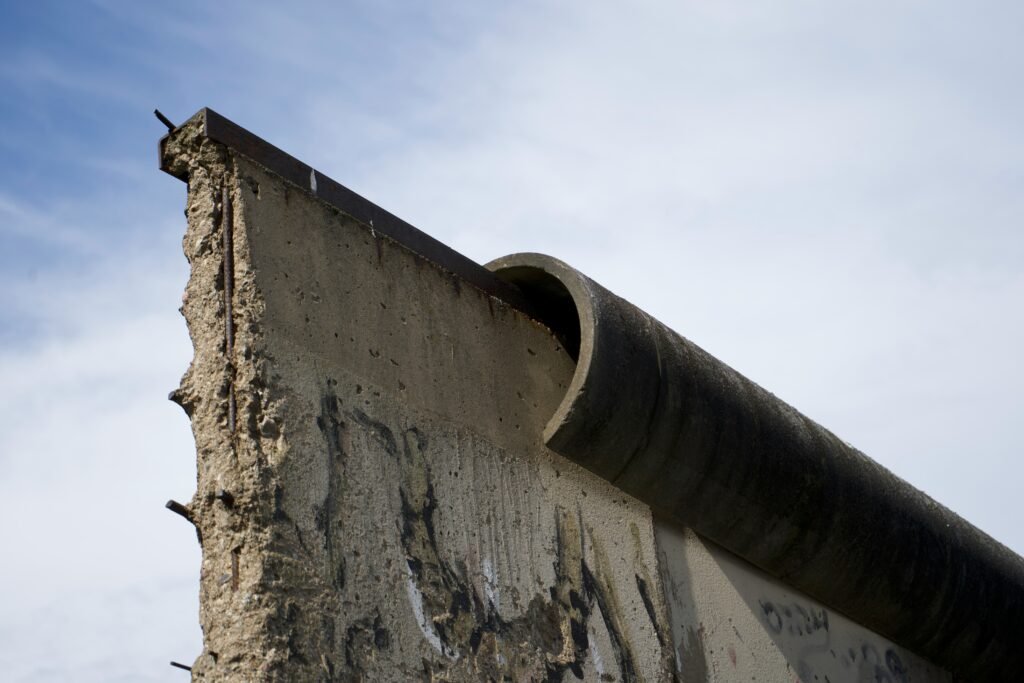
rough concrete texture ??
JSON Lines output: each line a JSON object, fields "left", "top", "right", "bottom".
{"left": 165, "top": 117, "right": 674, "bottom": 681}
{"left": 654, "top": 523, "right": 950, "bottom": 683}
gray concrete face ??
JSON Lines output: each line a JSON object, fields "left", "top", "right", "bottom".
{"left": 654, "top": 523, "right": 950, "bottom": 683}
{"left": 165, "top": 118, "right": 673, "bottom": 681}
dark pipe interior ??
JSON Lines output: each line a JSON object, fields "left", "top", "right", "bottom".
{"left": 494, "top": 265, "right": 581, "bottom": 362}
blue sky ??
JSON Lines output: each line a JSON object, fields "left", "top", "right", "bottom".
{"left": 1, "top": 1, "right": 1023, "bottom": 680}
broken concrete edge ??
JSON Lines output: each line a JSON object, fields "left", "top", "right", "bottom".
{"left": 165, "top": 123, "right": 681, "bottom": 680}
{"left": 488, "top": 252, "right": 1024, "bottom": 682}
{"left": 158, "top": 108, "right": 540, "bottom": 320}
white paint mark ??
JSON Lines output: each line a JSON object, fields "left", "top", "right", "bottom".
{"left": 404, "top": 571, "right": 458, "bottom": 660}
{"left": 309, "top": 169, "right": 318, "bottom": 194}
{"left": 482, "top": 558, "right": 499, "bottom": 608}
{"left": 673, "top": 641, "right": 683, "bottom": 674}
{"left": 589, "top": 632, "right": 606, "bottom": 677}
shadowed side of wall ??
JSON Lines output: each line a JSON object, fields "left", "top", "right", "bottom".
{"left": 654, "top": 522, "right": 951, "bottom": 683}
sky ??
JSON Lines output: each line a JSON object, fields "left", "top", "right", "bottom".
{"left": 1, "top": 1, "right": 1022, "bottom": 680}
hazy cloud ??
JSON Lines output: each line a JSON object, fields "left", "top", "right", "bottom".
{"left": 1, "top": 1, "right": 1022, "bottom": 680}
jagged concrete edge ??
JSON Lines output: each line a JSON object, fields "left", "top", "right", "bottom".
{"left": 487, "top": 251, "right": 1024, "bottom": 682}
{"left": 158, "top": 111, "right": 676, "bottom": 679}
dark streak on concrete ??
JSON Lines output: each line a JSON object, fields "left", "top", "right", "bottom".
{"left": 582, "top": 563, "right": 638, "bottom": 683}
{"left": 678, "top": 627, "right": 709, "bottom": 683}
{"left": 349, "top": 407, "right": 398, "bottom": 458}
{"left": 337, "top": 404, "right": 654, "bottom": 680}
{"left": 272, "top": 484, "right": 289, "bottom": 522}
{"left": 317, "top": 382, "right": 347, "bottom": 590}
{"left": 635, "top": 574, "right": 667, "bottom": 649}
{"left": 344, "top": 610, "right": 391, "bottom": 679}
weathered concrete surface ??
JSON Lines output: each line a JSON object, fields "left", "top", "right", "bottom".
{"left": 654, "top": 522, "right": 950, "bottom": 683}
{"left": 489, "top": 253, "right": 1024, "bottom": 682}
{"left": 162, "top": 109, "right": 986, "bottom": 682}
{"left": 164, "top": 114, "right": 674, "bottom": 681}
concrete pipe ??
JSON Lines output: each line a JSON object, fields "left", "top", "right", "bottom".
{"left": 488, "top": 252, "right": 1024, "bottom": 682}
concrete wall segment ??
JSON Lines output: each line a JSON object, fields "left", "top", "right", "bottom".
{"left": 654, "top": 522, "right": 951, "bottom": 683}
{"left": 164, "top": 116, "right": 675, "bottom": 681}
{"left": 161, "top": 109, "right": 991, "bottom": 682}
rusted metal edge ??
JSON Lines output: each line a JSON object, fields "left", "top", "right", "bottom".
{"left": 158, "top": 108, "right": 537, "bottom": 317}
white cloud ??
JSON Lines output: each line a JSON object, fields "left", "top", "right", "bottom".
{"left": 3, "top": 1, "right": 1023, "bottom": 679}
{"left": 0, "top": 225, "right": 200, "bottom": 681}
{"left": 0, "top": 577, "right": 199, "bottom": 683}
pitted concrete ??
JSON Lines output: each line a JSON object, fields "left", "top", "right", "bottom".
{"left": 166, "top": 115, "right": 673, "bottom": 681}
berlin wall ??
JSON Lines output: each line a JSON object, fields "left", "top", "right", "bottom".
{"left": 160, "top": 109, "right": 1023, "bottom": 681}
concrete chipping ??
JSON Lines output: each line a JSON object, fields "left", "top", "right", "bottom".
{"left": 164, "top": 117, "right": 673, "bottom": 681}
